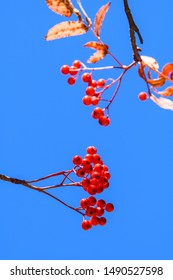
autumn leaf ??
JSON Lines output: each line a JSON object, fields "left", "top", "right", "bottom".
{"left": 46, "top": 0, "right": 74, "bottom": 17}
{"left": 157, "top": 86, "right": 173, "bottom": 97}
{"left": 45, "top": 21, "right": 88, "bottom": 40}
{"left": 141, "top": 55, "right": 159, "bottom": 70}
{"left": 147, "top": 77, "right": 166, "bottom": 88}
{"left": 150, "top": 94, "right": 173, "bottom": 110}
{"left": 94, "top": 2, "right": 111, "bottom": 37}
{"left": 161, "top": 63, "right": 173, "bottom": 77}
{"left": 84, "top": 42, "right": 108, "bottom": 63}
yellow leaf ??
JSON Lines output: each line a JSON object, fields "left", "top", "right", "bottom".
{"left": 147, "top": 77, "right": 166, "bottom": 87}
{"left": 46, "top": 0, "right": 74, "bottom": 17}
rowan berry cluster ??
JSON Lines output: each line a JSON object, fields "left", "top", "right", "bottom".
{"left": 72, "top": 145, "right": 114, "bottom": 230}
{"left": 60, "top": 61, "right": 111, "bottom": 126}
{"left": 80, "top": 196, "right": 114, "bottom": 230}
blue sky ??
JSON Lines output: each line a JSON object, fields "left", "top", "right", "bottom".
{"left": 0, "top": 1, "right": 173, "bottom": 260}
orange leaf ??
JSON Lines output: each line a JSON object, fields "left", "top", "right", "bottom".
{"left": 84, "top": 41, "right": 108, "bottom": 51}
{"left": 150, "top": 94, "right": 173, "bottom": 110}
{"left": 45, "top": 21, "right": 88, "bottom": 40}
{"left": 87, "top": 49, "right": 108, "bottom": 64}
{"left": 46, "top": 0, "right": 74, "bottom": 17}
{"left": 147, "top": 77, "right": 166, "bottom": 87}
{"left": 94, "top": 2, "right": 111, "bottom": 37}
{"left": 162, "top": 63, "right": 173, "bottom": 76}
{"left": 158, "top": 86, "right": 173, "bottom": 97}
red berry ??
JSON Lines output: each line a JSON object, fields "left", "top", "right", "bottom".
{"left": 102, "top": 171, "right": 111, "bottom": 180}
{"left": 81, "top": 220, "right": 92, "bottom": 230}
{"left": 72, "top": 155, "right": 82, "bottom": 165}
{"left": 96, "top": 207, "right": 104, "bottom": 216}
{"left": 86, "top": 146, "right": 97, "bottom": 155}
{"left": 60, "top": 65, "right": 70, "bottom": 75}
{"left": 83, "top": 164, "right": 93, "bottom": 174}
{"left": 69, "top": 66, "right": 78, "bottom": 76}
{"left": 98, "top": 116, "right": 110, "bottom": 126}
{"left": 82, "top": 73, "right": 92, "bottom": 83}
{"left": 87, "top": 185, "right": 97, "bottom": 195}
{"left": 92, "top": 107, "right": 104, "bottom": 119}
{"left": 87, "top": 196, "right": 96, "bottom": 206}
{"left": 85, "top": 86, "right": 95, "bottom": 96}
{"left": 80, "top": 198, "right": 89, "bottom": 209}
{"left": 84, "top": 154, "right": 94, "bottom": 163}
{"left": 97, "top": 78, "right": 106, "bottom": 88}
{"left": 90, "top": 215, "right": 100, "bottom": 226}
{"left": 73, "top": 60, "right": 82, "bottom": 69}
{"left": 93, "top": 163, "right": 103, "bottom": 172}
{"left": 91, "top": 97, "right": 100, "bottom": 106}
{"left": 88, "top": 80, "right": 97, "bottom": 88}
{"left": 82, "top": 95, "right": 92, "bottom": 106}
{"left": 86, "top": 207, "right": 96, "bottom": 217}
{"left": 81, "top": 178, "right": 91, "bottom": 188}
{"left": 92, "top": 154, "right": 101, "bottom": 164}
{"left": 138, "top": 92, "right": 148, "bottom": 101}
{"left": 105, "top": 203, "right": 114, "bottom": 212}
{"left": 91, "top": 171, "right": 101, "bottom": 180}
{"left": 76, "top": 168, "right": 85, "bottom": 177}
{"left": 68, "top": 76, "right": 76, "bottom": 85}
{"left": 96, "top": 199, "right": 106, "bottom": 209}
{"left": 90, "top": 178, "right": 99, "bottom": 186}
{"left": 99, "top": 217, "right": 107, "bottom": 226}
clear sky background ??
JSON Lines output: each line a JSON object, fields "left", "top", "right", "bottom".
{"left": 0, "top": 1, "right": 173, "bottom": 260}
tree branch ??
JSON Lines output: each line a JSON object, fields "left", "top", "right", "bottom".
{"left": 123, "top": 0, "right": 143, "bottom": 62}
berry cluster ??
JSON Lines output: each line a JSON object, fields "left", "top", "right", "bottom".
{"left": 60, "top": 61, "right": 111, "bottom": 126}
{"left": 80, "top": 196, "right": 114, "bottom": 230}
{"left": 72, "top": 146, "right": 114, "bottom": 230}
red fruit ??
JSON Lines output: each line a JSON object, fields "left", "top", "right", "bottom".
{"left": 97, "top": 78, "right": 106, "bottom": 88}
{"left": 90, "top": 178, "right": 99, "bottom": 186}
{"left": 82, "top": 95, "right": 92, "bottom": 106}
{"left": 81, "top": 178, "right": 91, "bottom": 188}
{"left": 83, "top": 164, "right": 93, "bottom": 174}
{"left": 81, "top": 220, "right": 92, "bottom": 230}
{"left": 93, "top": 163, "right": 103, "bottom": 173}
{"left": 60, "top": 65, "right": 69, "bottom": 75}
{"left": 96, "top": 207, "right": 104, "bottom": 216}
{"left": 72, "top": 155, "right": 82, "bottom": 165}
{"left": 138, "top": 92, "right": 148, "bottom": 101}
{"left": 99, "top": 116, "right": 110, "bottom": 126}
{"left": 76, "top": 168, "right": 85, "bottom": 177}
{"left": 102, "top": 171, "right": 111, "bottom": 180}
{"left": 85, "top": 86, "right": 95, "bottom": 96}
{"left": 86, "top": 146, "right": 97, "bottom": 155}
{"left": 68, "top": 76, "right": 76, "bottom": 85}
{"left": 87, "top": 185, "right": 97, "bottom": 195}
{"left": 88, "top": 80, "right": 97, "bottom": 88}
{"left": 82, "top": 73, "right": 92, "bottom": 83}
{"left": 84, "top": 154, "right": 94, "bottom": 163}
{"left": 91, "top": 97, "right": 100, "bottom": 106}
{"left": 93, "top": 154, "right": 101, "bottom": 164}
{"left": 96, "top": 199, "right": 106, "bottom": 209}
{"left": 87, "top": 196, "right": 96, "bottom": 206}
{"left": 73, "top": 60, "right": 82, "bottom": 69}
{"left": 82, "top": 158, "right": 91, "bottom": 167}
{"left": 105, "top": 203, "right": 114, "bottom": 212}
{"left": 80, "top": 198, "right": 89, "bottom": 209}
{"left": 69, "top": 66, "right": 78, "bottom": 76}
{"left": 90, "top": 215, "right": 100, "bottom": 226}
{"left": 92, "top": 107, "right": 104, "bottom": 119}
{"left": 91, "top": 171, "right": 101, "bottom": 180}
{"left": 96, "top": 185, "right": 104, "bottom": 193}
{"left": 86, "top": 207, "right": 96, "bottom": 217}
{"left": 99, "top": 217, "right": 107, "bottom": 226}
{"left": 102, "top": 165, "right": 108, "bottom": 171}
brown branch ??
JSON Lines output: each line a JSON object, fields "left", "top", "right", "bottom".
{"left": 123, "top": 0, "right": 143, "bottom": 62}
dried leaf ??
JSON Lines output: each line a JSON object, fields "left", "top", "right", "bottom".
{"left": 46, "top": 0, "right": 74, "bottom": 17}
{"left": 84, "top": 42, "right": 108, "bottom": 63}
{"left": 84, "top": 41, "right": 108, "bottom": 51}
{"left": 150, "top": 94, "right": 173, "bottom": 110}
{"left": 87, "top": 50, "right": 108, "bottom": 63}
{"left": 162, "top": 63, "right": 173, "bottom": 76}
{"left": 45, "top": 21, "right": 88, "bottom": 40}
{"left": 147, "top": 77, "right": 166, "bottom": 88}
{"left": 158, "top": 86, "right": 173, "bottom": 97}
{"left": 141, "top": 55, "right": 159, "bottom": 70}
{"left": 94, "top": 2, "right": 111, "bottom": 37}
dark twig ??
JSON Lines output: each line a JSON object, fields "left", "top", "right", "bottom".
{"left": 123, "top": 0, "right": 143, "bottom": 62}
